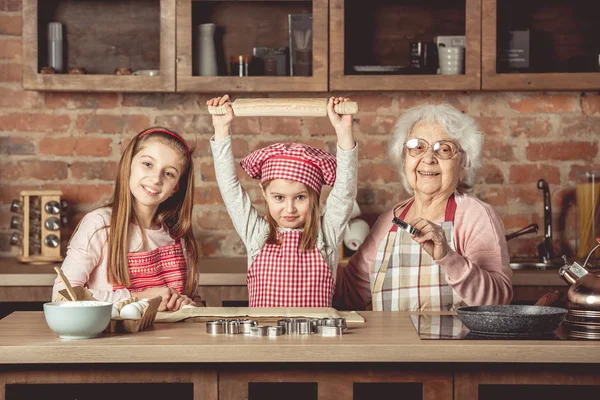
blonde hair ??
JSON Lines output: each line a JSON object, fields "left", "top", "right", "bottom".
{"left": 104, "top": 127, "right": 199, "bottom": 296}
{"left": 263, "top": 181, "right": 320, "bottom": 251}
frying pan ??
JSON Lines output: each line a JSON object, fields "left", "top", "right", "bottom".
{"left": 456, "top": 305, "right": 567, "bottom": 336}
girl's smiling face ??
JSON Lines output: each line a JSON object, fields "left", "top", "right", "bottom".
{"left": 129, "top": 138, "right": 185, "bottom": 214}
{"left": 262, "top": 179, "right": 311, "bottom": 229}
{"left": 404, "top": 122, "right": 465, "bottom": 198}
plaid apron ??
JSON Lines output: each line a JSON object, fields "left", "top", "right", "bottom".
{"left": 112, "top": 241, "right": 187, "bottom": 294}
{"left": 371, "top": 195, "right": 463, "bottom": 311}
{"left": 247, "top": 230, "right": 334, "bottom": 307}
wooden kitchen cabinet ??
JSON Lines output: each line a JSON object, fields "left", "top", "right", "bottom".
{"left": 482, "top": 0, "right": 600, "bottom": 90}
{"left": 22, "top": 0, "right": 176, "bottom": 92}
{"left": 176, "top": 0, "right": 329, "bottom": 92}
{"left": 329, "top": 0, "right": 482, "bottom": 91}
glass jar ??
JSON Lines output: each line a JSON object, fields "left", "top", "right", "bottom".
{"left": 576, "top": 170, "right": 600, "bottom": 258}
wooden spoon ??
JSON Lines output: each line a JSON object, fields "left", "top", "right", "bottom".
{"left": 54, "top": 266, "right": 78, "bottom": 301}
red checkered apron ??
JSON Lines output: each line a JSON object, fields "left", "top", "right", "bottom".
{"left": 247, "top": 230, "right": 334, "bottom": 307}
{"left": 112, "top": 241, "right": 187, "bottom": 294}
{"left": 371, "top": 195, "right": 463, "bottom": 311}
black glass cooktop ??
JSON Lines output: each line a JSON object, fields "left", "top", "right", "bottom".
{"left": 409, "top": 314, "right": 568, "bottom": 340}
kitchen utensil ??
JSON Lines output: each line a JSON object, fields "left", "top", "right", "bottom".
{"left": 43, "top": 301, "right": 113, "bottom": 339}
{"left": 559, "top": 239, "right": 600, "bottom": 311}
{"left": 505, "top": 223, "right": 538, "bottom": 241}
{"left": 207, "top": 98, "right": 358, "bottom": 117}
{"left": 54, "top": 266, "right": 78, "bottom": 301}
{"left": 392, "top": 216, "right": 421, "bottom": 236}
{"left": 456, "top": 305, "right": 567, "bottom": 336}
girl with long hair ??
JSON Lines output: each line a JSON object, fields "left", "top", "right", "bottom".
{"left": 208, "top": 95, "right": 358, "bottom": 307}
{"left": 52, "top": 128, "right": 199, "bottom": 311}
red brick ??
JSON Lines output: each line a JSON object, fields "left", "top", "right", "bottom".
{"left": 39, "top": 137, "right": 113, "bottom": 157}
{"left": 357, "top": 114, "right": 397, "bottom": 135}
{"left": 350, "top": 93, "right": 393, "bottom": 113}
{"left": 474, "top": 117, "right": 506, "bottom": 137}
{"left": 483, "top": 139, "right": 516, "bottom": 161}
{"left": 258, "top": 117, "right": 302, "bottom": 135}
{"left": 582, "top": 95, "right": 600, "bottom": 115}
{"left": 0, "top": 113, "right": 70, "bottom": 132}
{"left": 230, "top": 137, "right": 250, "bottom": 158}
{"left": 0, "top": 136, "right": 34, "bottom": 154}
{"left": 195, "top": 209, "right": 233, "bottom": 230}
{"left": 76, "top": 114, "right": 149, "bottom": 134}
{"left": 477, "top": 186, "right": 541, "bottom": 207}
{"left": 0, "top": 87, "right": 44, "bottom": 108}
{"left": 194, "top": 185, "right": 224, "bottom": 205}
{"left": 2, "top": 160, "right": 68, "bottom": 180}
{"left": 559, "top": 117, "right": 600, "bottom": 138}
{"left": 509, "top": 164, "right": 561, "bottom": 185}
{"left": 198, "top": 161, "right": 216, "bottom": 182}
{"left": 0, "top": 14, "right": 21, "bottom": 35}
{"left": 568, "top": 165, "right": 600, "bottom": 181}
{"left": 0, "top": 37, "right": 20, "bottom": 59}
{"left": 0, "top": 184, "right": 39, "bottom": 203}
{"left": 0, "top": 0, "right": 21, "bottom": 11}
{"left": 61, "top": 185, "right": 114, "bottom": 206}
{"left": 508, "top": 117, "right": 553, "bottom": 138}
{"left": 0, "top": 63, "right": 21, "bottom": 82}
{"left": 302, "top": 117, "right": 334, "bottom": 136}
{"left": 154, "top": 114, "right": 213, "bottom": 135}
{"left": 477, "top": 164, "right": 505, "bottom": 184}
{"left": 357, "top": 162, "right": 396, "bottom": 183}
{"left": 396, "top": 93, "right": 436, "bottom": 110}
{"left": 508, "top": 94, "right": 579, "bottom": 113}
{"left": 503, "top": 214, "right": 535, "bottom": 231}
{"left": 526, "top": 142, "right": 597, "bottom": 161}
{"left": 122, "top": 93, "right": 206, "bottom": 110}
{"left": 231, "top": 117, "right": 260, "bottom": 135}
{"left": 356, "top": 187, "right": 404, "bottom": 209}
{"left": 71, "top": 161, "right": 119, "bottom": 180}
{"left": 45, "top": 93, "right": 119, "bottom": 109}
{"left": 470, "top": 93, "right": 515, "bottom": 116}
{"left": 359, "top": 140, "right": 388, "bottom": 160}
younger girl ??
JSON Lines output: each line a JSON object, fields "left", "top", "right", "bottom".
{"left": 208, "top": 95, "right": 357, "bottom": 307}
{"left": 52, "top": 127, "right": 199, "bottom": 311}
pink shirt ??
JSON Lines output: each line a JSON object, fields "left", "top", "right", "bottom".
{"left": 52, "top": 207, "right": 179, "bottom": 302}
{"left": 334, "top": 193, "right": 513, "bottom": 310}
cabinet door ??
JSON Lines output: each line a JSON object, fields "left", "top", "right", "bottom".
{"left": 482, "top": 0, "right": 600, "bottom": 90}
{"left": 176, "top": 0, "right": 328, "bottom": 92}
{"left": 22, "top": 0, "right": 176, "bottom": 92}
{"left": 330, "top": 0, "right": 481, "bottom": 91}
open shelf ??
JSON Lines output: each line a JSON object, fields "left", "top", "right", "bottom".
{"left": 22, "top": 0, "right": 175, "bottom": 92}
{"left": 176, "top": 0, "right": 328, "bottom": 92}
{"left": 482, "top": 0, "right": 600, "bottom": 90}
{"left": 330, "top": 0, "right": 481, "bottom": 91}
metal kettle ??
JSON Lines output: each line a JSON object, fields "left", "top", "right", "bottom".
{"left": 559, "top": 240, "right": 600, "bottom": 311}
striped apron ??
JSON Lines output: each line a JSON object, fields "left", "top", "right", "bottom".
{"left": 247, "top": 230, "right": 334, "bottom": 307}
{"left": 371, "top": 195, "right": 463, "bottom": 311}
{"left": 112, "top": 241, "right": 187, "bottom": 294}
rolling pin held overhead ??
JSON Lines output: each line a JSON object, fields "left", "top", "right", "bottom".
{"left": 207, "top": 98, "right": 359, "bottom": 117}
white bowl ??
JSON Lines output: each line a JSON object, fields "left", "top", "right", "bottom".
{"left": 43, "top": 301, "right": 113, "bottom": 340}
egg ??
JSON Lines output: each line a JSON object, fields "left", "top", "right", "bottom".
{"left": 120, "top": 303, "right": 142, "bottom": 319}
{"left": 111, "top": 305, "right": 120, "bottom": 318}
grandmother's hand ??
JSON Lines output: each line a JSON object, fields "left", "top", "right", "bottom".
{"left": 410, "top": 218, "right": 451, "bottom": 261}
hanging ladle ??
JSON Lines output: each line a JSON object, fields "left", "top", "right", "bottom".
{"left": 54, "top": 266, "right": 78, "bottom": 301}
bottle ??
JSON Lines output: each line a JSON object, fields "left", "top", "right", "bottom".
{"left": 47, "top": 22, "right": 64, "bottom": 73}
{"left": 197, "top": 23, "right": 217, "bottom": 76}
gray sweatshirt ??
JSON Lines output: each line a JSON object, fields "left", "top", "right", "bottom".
{"left": 210, "top": 135, "right": 358, "bottom": 280}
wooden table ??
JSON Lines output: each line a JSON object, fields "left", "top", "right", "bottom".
{"left": 0, "top": 311, "right": 598, "bottom": 400}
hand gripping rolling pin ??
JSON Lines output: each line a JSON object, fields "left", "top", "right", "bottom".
{"left": 207, "top": 98, "right": 359, "bottom": 117}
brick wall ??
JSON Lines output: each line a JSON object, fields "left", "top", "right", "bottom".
{"left": 1, "top": 2, "right": 599, "bottom": 261}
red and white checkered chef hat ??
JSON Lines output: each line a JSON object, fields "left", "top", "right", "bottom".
{"left": 240, "top": 143, "right": 336, "bottom": 195}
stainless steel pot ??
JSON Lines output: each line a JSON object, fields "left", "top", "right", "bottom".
{"left": 559, "top": 241, "right": 600, "bottom": 311}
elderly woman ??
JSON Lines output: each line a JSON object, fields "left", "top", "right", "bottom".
{"left": 334, "top": 103, "right": 512, "bottom": 311}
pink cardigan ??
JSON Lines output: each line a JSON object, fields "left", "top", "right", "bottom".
{"left": 334, "top": 193, "right": 513, "bottom": 310}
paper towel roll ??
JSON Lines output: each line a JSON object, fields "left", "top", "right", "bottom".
{"left": 344, "top": 219, "right": 370, "bottom": 251}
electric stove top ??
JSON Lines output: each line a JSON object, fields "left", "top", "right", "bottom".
{"left": 409, "top": 314, "right": 568, "bottom": 340}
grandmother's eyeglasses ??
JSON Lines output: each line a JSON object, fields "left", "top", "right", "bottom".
{"left": 404, "top": 138, "right": 463, "bottom": 160}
